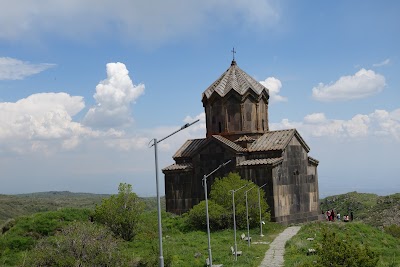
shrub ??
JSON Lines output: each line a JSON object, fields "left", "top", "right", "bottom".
{"left": 1, "top": 219, "right": 15, "bottom": 234}
{"left": 26, "top": 221, "right": 130, "bottom": 267}
{"left": 384, "top": 224, "right": 400, "bottom": 239}
{"left": 94, "top": 183, "right": 144, "bottom": 241}
{"left": 316, "top": 227, "right": 379, "bottom": 267}
{"left": 188, "top": 172, "right": 270, "bottom": 230}
{"left": 187, "top": 200, "right": 230, "bottom": 230}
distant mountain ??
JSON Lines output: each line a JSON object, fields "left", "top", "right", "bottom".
{"left": 320, "top": 191, "right": 400, "bottom": 228}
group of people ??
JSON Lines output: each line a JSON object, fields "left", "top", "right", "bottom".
{"left": 324, "top": 209, "right": 353, "bottom": 222}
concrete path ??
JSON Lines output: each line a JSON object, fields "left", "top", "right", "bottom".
{"left": 259, "top": 226, "right": 301, "bottom": 267}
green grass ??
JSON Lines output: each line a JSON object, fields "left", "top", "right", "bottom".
{"left": 1, "top": 208, "right": 285, "bottom": 267}
{"left": 0, "top": 192, "right": 165, "bottom": 226}
{"left": 131, "top": 219, "right": 284, "bottom": 266}
{"left": 0, "top": 208, "right": 91, "bottom": 266}
{"left": 284, "top": 221, "right": 400, "bottom": 267}
{"left": 0, "top": 192, "right": 106, "bottom": 225}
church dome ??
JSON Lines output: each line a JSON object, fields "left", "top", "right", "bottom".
{"left": 202, "top": 60, "right": 270, "bottom": 140}
{"left": 202, "top": 60, "right": 269, "bottom": 100}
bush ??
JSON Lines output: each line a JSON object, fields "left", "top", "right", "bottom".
{"left": 0, "top": 208, "right": 91, "bottom": 255}
{"left": 1, "top": 219, "right": 15, "bottom": 234}
{"left": 94, "top": 183, "right": 144, "bottom": 241}
{"left": 187, "top": 200, "right": 230, "bottom": 230}
{"left": 188, "top": 172, "right": 270, "bottom": 230}
{"left": 315, "top": 227, "right": 379, "bottom": 267}
{"left": 26, "top": 221, "right": 131, "bottom": 266}
{"left": 384, "top": 224, "right": 400, "bottom": 239}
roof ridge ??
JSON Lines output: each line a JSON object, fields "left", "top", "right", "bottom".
{"left": 211, "top": 135, "right": 247, "bottom": 152}
{"left": 202, "top": 61, "right": 268, "bottom": 99}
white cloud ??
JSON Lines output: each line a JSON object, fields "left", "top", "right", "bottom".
{"left": 0, "top": 0, "right": 280, "bottom": 44}
{"left": 83, "top": 62, "right": 145, "bottom": 129}
{"left": 373, "top": 58, "right": 390, "bottom": 67}
{"left": 304, "top": 113, "right": 326, "bottom": 124}
{"left": 0, "top": 92, "right": 99, "bottom": 154}
{"left": 271, "top": 109, "right": 400, "bottom": 141}
{"left": 0, "top": 57, "right": 55, "bottom": 80}
{"left": 312, "top": 69, "right": 386, "bottom": 101}
{"left": 259, "top": 77, "right": 287, "bottom": 103}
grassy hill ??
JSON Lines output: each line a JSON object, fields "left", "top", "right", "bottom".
{"left": 320, "top": 191, "right": 400, "bottom": 228}
{"left": 285, "top": 221, "right": 400, "bottom": 266}
{"left": 0, "top": 191, "right": 107, "bottom": 225}
{"left": 0, "top": 191, "right": 165, "bottom": 226}
{"left": 0, "top": 190, "right": 399, "bottom": 266}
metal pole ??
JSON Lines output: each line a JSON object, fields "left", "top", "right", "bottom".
{"left": 245, "top": 185, "right": 256, "bottom": 247}
{"left": 204, "top": 175, "right": 212, "bottom": 267}
{"left": 232, "top": 190, "right": 238, "bottom": 261}
{"left": 150, "top": 119, "right": 199, "bottom": 267}
{"left": 258, "top": 183, "right": 267, "bottom": 237}
{"left": 245, "top": 191, "right": 250, "bottom": 247}
{"left": 203, "top": 160, "right": 231, "bottom": 266}
{"left": 258, "top": 188, "right": 263, "bottom": 237}
{"left": 230, "top": 183, "right": 248, "bottom": 260}
{"left": 154, "top": 139, "right": 164, "bottom": 267}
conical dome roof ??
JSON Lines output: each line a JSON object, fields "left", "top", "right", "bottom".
{"left": 202, "top": 60, "right": 269, "bottom": 100}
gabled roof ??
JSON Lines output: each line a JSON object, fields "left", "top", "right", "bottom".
{"left": 172, "top": 138, "right": 207, "bottom": 159}
{"left": 202, "top": 61, "right": 269, "bottom": 100}
{"left": 211, "top": 135, "right": 246, "bottom": 152}
{"left": 172, "top": 135, "right": 245, "bottom": 160}
{"left": 308, "top": 156, "right": 319, "bottom": 166}
{"left": 248, "top": 129, "right": 310, "bottom": 152}
{"left": 163, "top": 162, "right": 193, "bottom": 172}
{"left": 237, "top": 157, "right": 283, "bottom": 167}
{"left": 172, "top": 129, "right": 310, "bottom": 160}
{"left": 235, "top": 135, "right": 255, "bottom": 142}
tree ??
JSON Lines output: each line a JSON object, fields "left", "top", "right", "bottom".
{"left": 94, "top": 183, "right": 144, "bottom": 241}
{"left": 188, "top": 173, "right": 270, "bottom": 230}
{"left": 187, "top": 200, "right": 230, "bottom": 230}
{"left": 26, "top": 221, "right": 130, "bottom": 267}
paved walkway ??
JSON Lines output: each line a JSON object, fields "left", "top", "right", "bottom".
{"left": 259, "top": 226, "right": 301, "bottom": 267}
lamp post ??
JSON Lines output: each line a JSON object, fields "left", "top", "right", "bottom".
{"left": 203, "top": 160, "right": 231, "bottom": 267}
{"left": 150, "top": 119, "right": 199, "bottom": 267}
{"left": 230, "top": 183, "right": 249, "bottom": 260}
{"left": 245, "top": 185, "right": 256, "bottom": 247}
{"left": 258, "top": 183, "right": 267, "bottom": 237}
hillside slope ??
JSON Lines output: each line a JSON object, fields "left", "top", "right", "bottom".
{"left": 0, "top": 191, "right": 165, "bottom": 225}
{"left": 0, "top": 191, "right": 108, "bottom": 225}
{"left": 320, "top": 191, "right": 400, "bottom": 228}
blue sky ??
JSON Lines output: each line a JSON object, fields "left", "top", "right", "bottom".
{"left": 0, "top": 0, "right": 399, "bottom": 197}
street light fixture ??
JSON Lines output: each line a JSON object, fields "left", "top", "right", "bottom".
{"left": 203, "top": 160, "right": 231, "bottom": 267}
{"left": 245, "top": 185, "right": 256, "bottom": 247}
{"left": 258, "top": 183, "right": 267, "bottom": 237}
{"left": 149, "top": 119, "right": 199, "bottom": 267}
{"left": 230, "top": 183, "right": 249, "bottom": 261}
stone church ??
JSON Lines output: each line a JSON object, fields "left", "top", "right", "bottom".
{"left": 163, "top": 59, "right": 320, "bottom": 224}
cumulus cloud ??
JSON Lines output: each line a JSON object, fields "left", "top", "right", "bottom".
{"left": 259, "top": 77, "right": 287, "bottom": 103}
{"left": 271, "top": 109, "right": 400, "bottom": 141}
{"left": 304, "top": 113, "right": 327, "bottom": 124}
{"left": 312, "top": 69, "right": 386, "bottom": 101}
{"left": 0, "top": 92, "right": 92, "bottom": 153}
{"left": 0, "top": 57, "right": 56, "bottom": 80}
{"left": 373, "top": 58, "right": 390, "bottom": 67}
{"left": 83, "top": 62, "right": 145, "bottom": 129}
{"left": 0, "top": 0, "right": 280, "bottom": 44}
